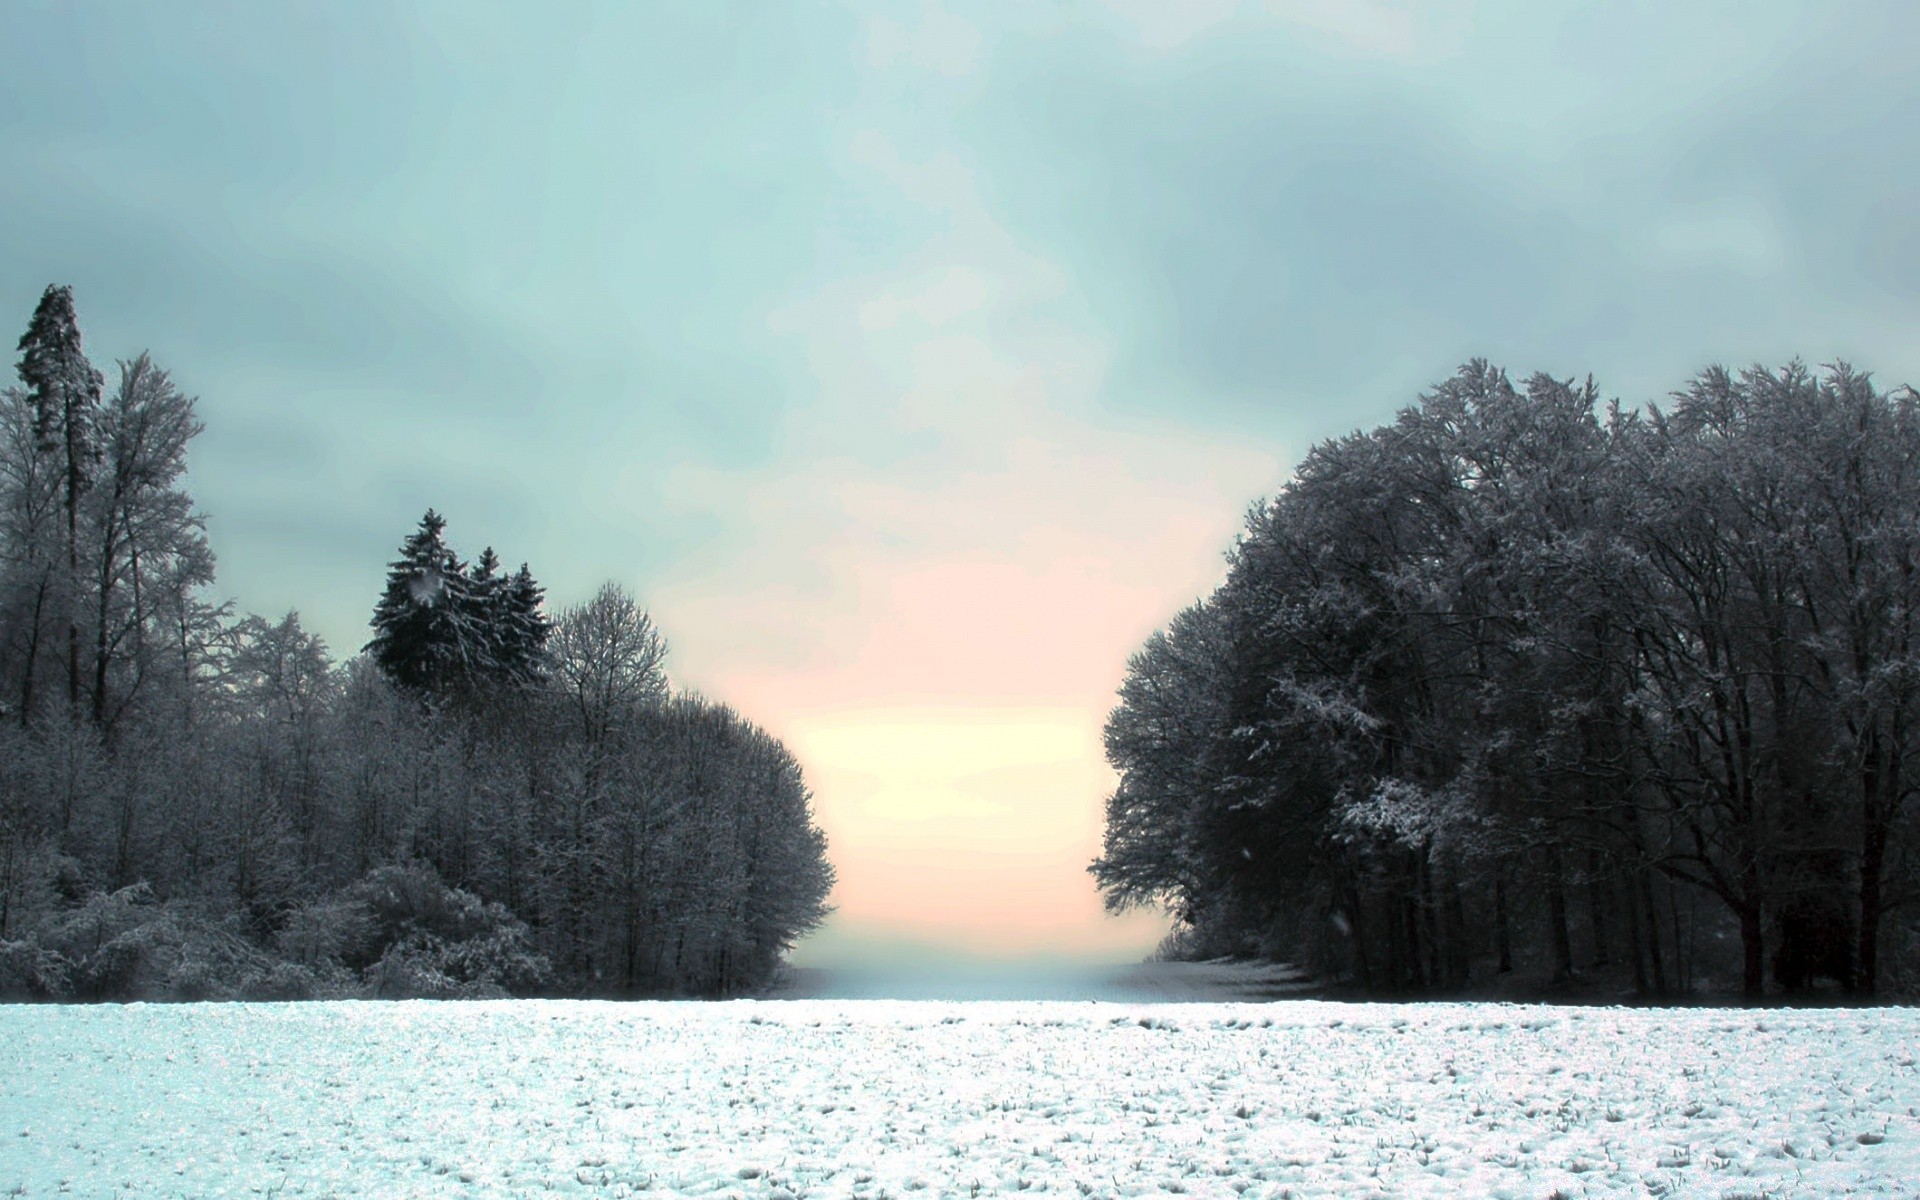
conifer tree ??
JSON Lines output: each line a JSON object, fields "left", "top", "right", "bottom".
{"left": 15, "top": 285, "right": 103, "bottom": 716}
{"left": 501, "top": 563, "right": 551, "bottom": 686}
{"left": 464, "top": 547, "right": 507, "bottom": 681}
{"left": 366, "top": 510, "right": 470, "bottom": 699}
{"left": 367, "top": 517, "right": 549, "bottom": 702}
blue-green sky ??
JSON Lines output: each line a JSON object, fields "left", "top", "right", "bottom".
{"left": 4, "top": 1, "right": 1916, "bottom": 962}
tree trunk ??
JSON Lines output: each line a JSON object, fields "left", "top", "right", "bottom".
{"left": 1417, "top": 852, "right": 1441, "bottom": 990}
{"left": 1672, "top": 880, "right": 1694, "bottom": 994}
{"left": 1345, "top": 874, "right": 1373, "bottom": 991}
{"left": 17, "top": 575, "right": 49, "bottom": 727}
{"left": 1493, "top": 868, "right": 1513, "bottom": 974}
{"left": 1585, "top": 848, "right": 1611, "bottom": 968}
{"left": 1624, "top": 875, "right": 1649, "bottom": 995}
{"left": 1739, "top": 899, "right": 1765, "bottom": 1001}
{"left": 65, "top": 454, "right": 82, "bottom": 718}
{"left": 88, "top": 483, "right": 130, "bottom": 731}
{"left": 1857, "top": 818, "right": 1885, "bottom": 996}
{"left": 1544, "top": 846, "right": 1574, "bottom": 982}
{"left": 1445, "top": 877, "right": 1469, "bottom": 988}
{"left": 1638, "top": 867, "right": 1668, "bottom": 995}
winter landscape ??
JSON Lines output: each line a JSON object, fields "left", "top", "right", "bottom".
{"left": 5, "top": 974, "right": 1918, "bottom": 1199}
{"left": 8, "top": 5, "right": 1920, "bottom": 1200}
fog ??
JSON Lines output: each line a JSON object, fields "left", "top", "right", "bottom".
{"left": 768, "top": 957, "right": 1316, "bottom": 1003}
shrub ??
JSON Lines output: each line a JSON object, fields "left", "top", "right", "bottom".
{"left": 342, "top": 863, "right": 552, "bottom": 997}
{"left": 0, "top": 937, "right": 71, "bottom": 999}
{"left": 34, "top": 883, "right": 284, "bottom": 1001}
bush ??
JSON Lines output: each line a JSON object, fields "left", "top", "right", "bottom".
{"left": 3, "top": 865, "right": 552, "bottom": 1002}
{"left": 32, "top": 883, "right": 285, "bottom": 1001}
{"left": 342, "top": 863, "right": 551, "bottom": 997}
{"left": 242, "top": 960, "right": 361, "bottom": 1001}
{"left": 0, "top": 937, "right": 71, "bottom": 999}
{"left": 276, "top": 897, "right": 375, "bottom": 969}
{"left": 38, "top": 882, "right": 169, "bottom": 999}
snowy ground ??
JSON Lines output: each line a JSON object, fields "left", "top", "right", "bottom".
{"left": 3, "top": 991, "right": 1916, "bottom": 1199}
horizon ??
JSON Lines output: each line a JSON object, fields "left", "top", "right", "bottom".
{"left": 5, "top": 2, "right": 1919, "bottom": 971}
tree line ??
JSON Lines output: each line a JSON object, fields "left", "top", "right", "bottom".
{"left": 0, "top": 284, "right": 834, "bottom": 1001}
{"left": 1094, "top": 360, "right": 1920, "bottom": 1000}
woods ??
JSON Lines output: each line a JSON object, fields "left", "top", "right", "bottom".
{"left": 0, "top": 285, "right": 834, "bottom": 1001}
{"left": 1095, "top": 361, "right": 1920, "bottom": 999}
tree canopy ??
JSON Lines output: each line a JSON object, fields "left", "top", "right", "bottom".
{"left": 1096, "top": 361, "right": 1920, "bottom": 1000}
{"left": 0, "top": 287, "right": 833, "bottom": 1001}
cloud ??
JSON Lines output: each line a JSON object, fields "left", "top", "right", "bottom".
{"left": 858, "top": 266, "right": 993, "bottom": 331}
{"left": 1643, "top": 199, "right": 1791, "bottom": 278}
{"left": 1093, "top": 0, "right": 1473, "bottom": 58}
{"left": 1096, "top": 0, "right": 1246, "bottom": 50}
{"left": 864, "top": 3, "right": 982, "bottom": 78}
{"left": 1263, "top": 0, "right": 1475, "bottom": 60}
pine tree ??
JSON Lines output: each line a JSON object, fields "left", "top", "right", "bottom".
{"left": 469, "top": 547, "right": 502, "bottom": 595}
{"left": 15, "top": 284, "right": 104, "bottom": 716}
{"left": 500, "top": 563, "right": 551, "bottom": 686}
{"left": 368, "top": 517, "right": 548, "bottom": 702}
{"left": 464, "top": 547, "right": 507, "bottom": 681}
{"left": 17, "top": 285, "right": 102, "bottom": 460}
{"left": 366, "top": 510, "right": 470, "bottom": 699}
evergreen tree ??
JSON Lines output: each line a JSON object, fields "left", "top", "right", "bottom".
{"left": 367, "top": 517, "right": 548, "bottom": 702}
{"left": 501, "top": 563, "right": 551, "bottom": 686}
{"left": 464, "top": 547, "right": 507, "bottom": 682}
{"left": 14, "top": 285, "right": 103, "bottom": 716}
{"left": 16, "top": 285, "right": 102, "bottom": 461}
{"left": 468, "top": 547, "right": 502, "bottom": 605}
{"left": 366, "top": 510, "right": 470, "bottom": 699}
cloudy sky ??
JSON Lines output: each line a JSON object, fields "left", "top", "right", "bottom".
{"left": 3, "top": 1, "right": 1917, "bottom": 967}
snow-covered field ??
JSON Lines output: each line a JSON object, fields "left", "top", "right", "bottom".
{"left": 3, "top": 991, "right": 1916, "bottom": 1199}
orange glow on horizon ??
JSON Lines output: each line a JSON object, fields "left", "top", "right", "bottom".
{"left": 779, "top": 706, "right": 1168, "bottom": 964}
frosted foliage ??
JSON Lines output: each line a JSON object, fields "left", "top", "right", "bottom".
{"left": 407, "top": 569, "right": 445, "bottom": 607}
{"left": 2, "top": 1000, "right": 1915, "bottom": 1198}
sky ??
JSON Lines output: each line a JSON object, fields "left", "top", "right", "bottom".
{"left": 3, "top": 1, "right": 1918, "bottom": 969}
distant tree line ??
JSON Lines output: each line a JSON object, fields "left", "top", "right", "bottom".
{"left": 0, "top": 285, "right": 833, "bottom": 1001}
{"left": 1095, "top": 361, "right": 1920, "bottom": 1000}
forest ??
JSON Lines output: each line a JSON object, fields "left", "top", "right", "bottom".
{"left": 0, "top": 285, "right": 835, "bottom": 1001}
{"left": 1095, "top": 360, "right": 1920, "bottom": 1000}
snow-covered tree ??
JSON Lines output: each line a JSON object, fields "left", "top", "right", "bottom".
{"left": 366, "top": 513, "right": 549, "bottom": 704}
{"left": 1097, "top": 359, "right": 1920, "bottom": 999}
{"left": 13, "top": 285, "right": 104, "bottom": 717}
{"left": 500, "top": 563, "right": 551, "bottom": 687}
{"left": 84, "top": 354, "right": 214, "bottom": 731}
{"left": 366, "top": 510, "right": 475, "bottom": 700}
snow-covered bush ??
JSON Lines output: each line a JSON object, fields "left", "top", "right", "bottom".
{"left": 0, "top": 936, "right": 71, "bottom": 998}
{"left": 37, "top": 882, "right": 169, "bottom": 999}
{"left": 27, "top": 882, "right": 290, "bottom": 1001}
{"left": 342, "top": 863, "right": 551, "bottom": 997}
{"left": 157, "top": 921, "right": 280, "bottom": 1002}
{"left": 276, "top": 896, "right": 375, "bottom": 970}
{"left": 242, "top": 961, "right": 323, "bottom": 1001}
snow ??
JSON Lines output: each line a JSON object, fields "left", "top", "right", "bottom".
{"left": 3, "top": 993, "right": 1916, "bottom": 1198}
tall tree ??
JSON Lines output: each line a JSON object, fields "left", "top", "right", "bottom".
{"left": 0, "top": 382, "right": 61, "bottom": 725}
{"left": 14, "top": 285, "right": 103, "bottom": 716}
{"left": 85, "top": 354, "right": 212, "bottom": 731}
